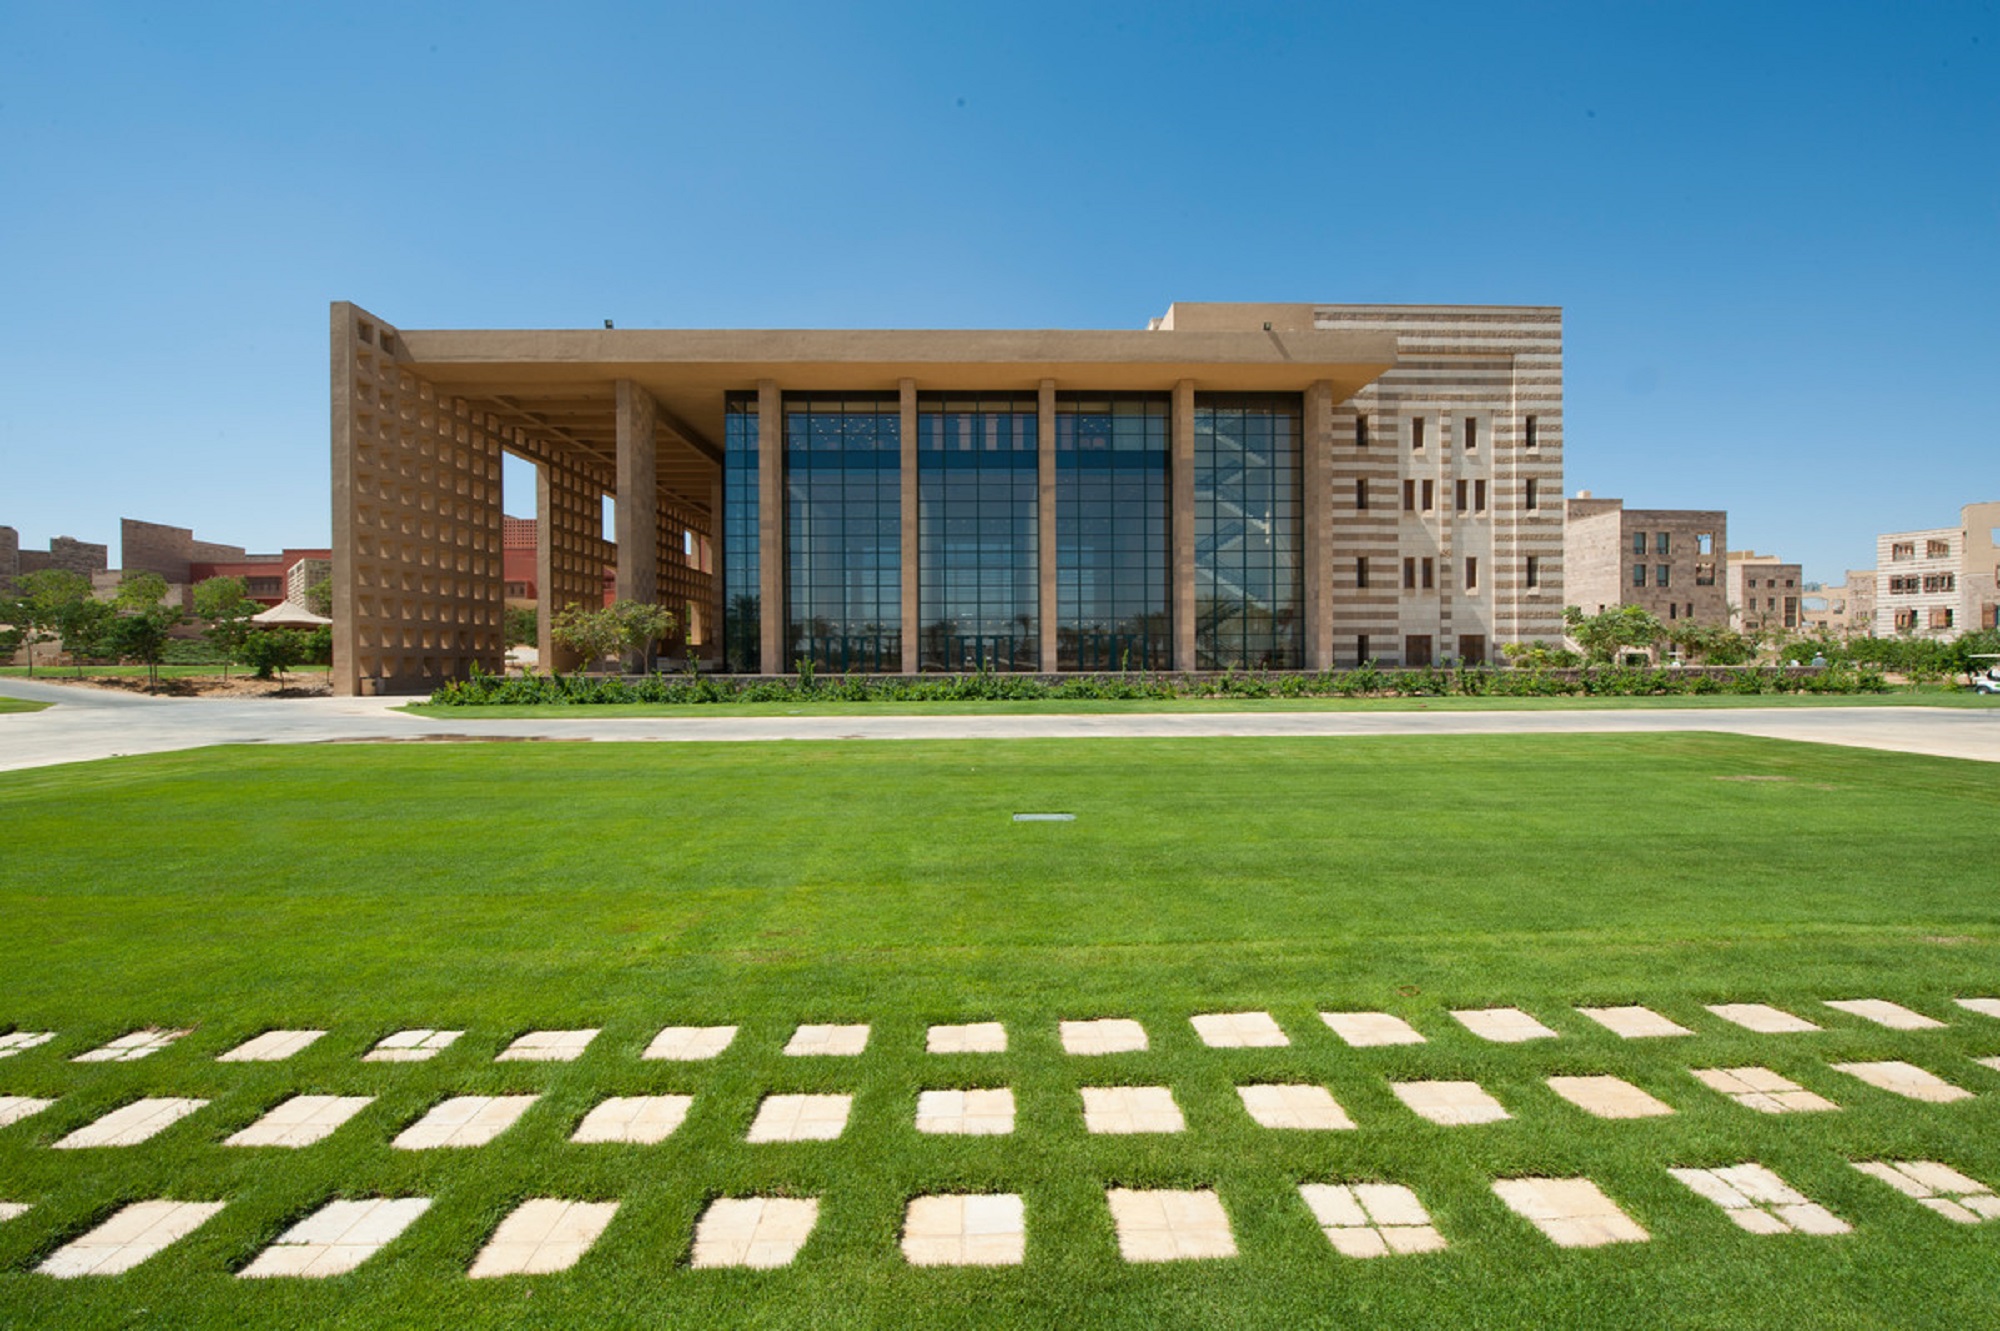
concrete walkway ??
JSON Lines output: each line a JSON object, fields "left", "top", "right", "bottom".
{"left": 2, "top": 676, "right": 1997, "bottom": 772}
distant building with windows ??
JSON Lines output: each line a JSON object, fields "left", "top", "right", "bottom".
{"left": 1874, "top": 501, "right": 2000, "bottom": 640}
{"left": 1562, "top": 495, "right": 1726, "bottom": 626}
{"left": 1725, "top": 552, "right": 1801, "bottom": 635}
{"left": 119, "top": 519, "right": 328, "bottom": 609}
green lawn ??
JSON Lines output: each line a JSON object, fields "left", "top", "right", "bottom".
{"left": 1, "top": 735, "right": 1997, "bottom": 1328}
{"left": 0, "top": 696, "right": 47, "bottom": 714}
{"left": 0, "top": 665, "right": 330, "bottom": 679}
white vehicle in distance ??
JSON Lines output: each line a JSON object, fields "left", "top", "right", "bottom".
{"left": 1970, "top": 655, "right": 2000, "bottom": 695}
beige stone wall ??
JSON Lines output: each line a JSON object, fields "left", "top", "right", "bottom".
{"left": 120, "top": 519, "right": 196, "bottom": 583}
{"left": 1962, "top": 501, "right": 2000, "bottom": 632}
{"left": 1564, "top": 498, "right": 1726, "bottom": 629}
{"left": 1726, "top": 554, "right": 1803, "bottom": 633}
{"left": 1875, "top": 526, "right": 1961, "bottom": 638}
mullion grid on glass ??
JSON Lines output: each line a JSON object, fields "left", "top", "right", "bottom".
{"left": 784, "top": 394, "right": 900, "bottom": 673}
{"left": 917, "top": 394, "right": 1038, "bottom": 671}
{"left": 1194, "top": 393, "right": 1302, "bottom": 669}
{"left": 722, "top": 393, "right": 761, "bottom": 672}
{"left": 1056, "top": 393, "right": 1169, "bottom": 671}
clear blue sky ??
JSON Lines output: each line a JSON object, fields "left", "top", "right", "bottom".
{"left": 3, "top": 2, "right": 1993, "bottom": 584}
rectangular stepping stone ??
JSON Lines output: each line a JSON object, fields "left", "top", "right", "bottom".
{"left": 1546, "top": 1075, "right": 1674, "bottom": 1120}
{"left": 783, "top": 1023, "right": 869, "bottom": 1057}
{"left": 571, "top": 1095, "right": 693, "bottom": 1144}
{"left": 0, "top": 1031, "right": 55, "bottom": 1058}
{"left": 1691, "top": 1066, "right": 1837, "bottom": 1113}
{"left": 1493, "top": 1177, "right": 1648, "bottom": 1247}
{"left": 496, "top": 1029, "right": 599, "bottom": 1062}
{"left": 927, "top": 1021, "right": 1006, "bottom": 1054}
{"left": 1706, "top": 1003, "right": 1819, "bottom": 1034}
{"left": 0, "top": 1202, "right": 29, "bottom": 1223}
{"left": 1391, "top": 1080, "right": 1509, "bottom": 1126}
{"left": 1577, "top": 1006, "right": 1691, "bottom": 1039}
{"left": 363, "top": 1029, "right": 462, "bottom": 1062}
{"left": 393, "top": 1095, "right": 539, "bottom": 1149}
{"left": 1106, "top": 1188, "right": 1236, "bottom": 1262}
{"left": 746, "top": 1093, "right": 852, "bottom": 1143}
{"left": 1830, "top": 1060, "right": 1971, "bottom": 1103}
{"left": 225, "top": 1095, "right": 374, "bottom": 1148}
{"left": 55, "top": 1098, "right": 208, "bottom": 1148}
{"left": 689, "top": 1197, "right": 818, "bottom": 1268}
{"left": 217, "top": 1030, "right": 326, "bottom": 1062}
{"left": 1190, "top": 1011, "right": 1288, "bottom": 1048}
{"left": 915, "top": 1088, "right": 1014, "bottom": 1135}
{"left": 1452, "top": 1007, "right": 1558, "bottom": 1043}
{"left": 0, "top": 1096, "right": 56, "bottom": 1129}
{"left": 902, "top": 1193, "right": 1025, "bottom": 1266}
{"left": 1059, "top": 1018, "right": 1147, "bottom": 1055}
{"left": 1852, "top": 1160, "right": 2000, "bottom": 1223}
{"left": 642, "top": 1025, "right": 737, "bottom": 1061}
{"left": 1299, "top": 1183, "right": 1444, "bottom": 1256}
{"left": 1824, "top": 999, "right": 1944, "bottom": 1030}
{"left": 38, "top": 1200, "right": 226, "bottom": 1277}
{"left": 468, "top": 1198, "right": 619, "bottom": 1277}
{"left": 1671, "top": 1163, "right": 1850, "bottom": 1235}
{"left": 1979, "top": 1056, "right": 2000, "bottom": 1075}
{"left": 1237, "top": 1083, "right": 1355, "bottom": 1130}
{"left": 239, "top": 1197, "right": 431, "bottom": 1277}
{"left": 1956, "top": 998, "right": 2000, "bottom": 1021}
{"left": 73, "top": 1029, "right": 189, "bottom": 1062}
{"left": 1320, "top": 1011, "right": 1424, "bottom": 1047}
{"left": 1081, "top": 1085, "right": 1184, "bottom": 1134}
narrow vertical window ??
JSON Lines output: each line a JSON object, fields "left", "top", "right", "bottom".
{"left": 1655, "top": 532, "right": 1670, "bottom": 555}
{"left": 1464, "top": 417, "right": 1478, "bottom": 450}
{"left": 1421, "top": 557, "right": 1435, "bottom": 590}
{"left": 1524, "top": 415, "right": 1538, "bottom": 449}
{"left": 1355, "top": 477, "right": 1368, "bottom": 511}
{"left": 1421, "top": 479, "right": 1434, "bottom": 512}
{"left": 1633, "top": 531, "right": 1647, "bottom": 556}
{"left": 1525, "top": 478, "right": 1539, "bottom": 510}
{"left": 1632, "top": 564, "right": 1647, "bottom": 587}
{"left": 1403, "top": 479, "right": 1416, "bottom": 511}
{"left": 1474, "top": 479, "right": 1487, "bottom": 512}
{"left": 1657, "top": 564, "right": 1671, "bottom": 588}
{"left": 1403, "top": 557, "right": 1416, "bottom": 589}
{"left": 1411, "top": 417, "right": 1426, "bottom": 451}
{"left": 1464, "top": 556, "right": 1478, "bottom": 591}
{"left": 1356, "top": 415, "right": 1369, "bottom": 449}
{"left": 1525, "top": 554, "right": 1540, "bottom": 588}
{"left": 1356, "top": 633, "right": 1370, "bottom": 663}
{"left": 1356, "top": 556, "right": 1369, "bottom": 589}
{"left": 1455, "top": 479, "right": 1467, "bottom": 512}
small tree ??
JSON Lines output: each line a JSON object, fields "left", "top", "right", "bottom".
{"left": 1563, "top": 604, "right": 1665, "bottom": 664}
{"left": 12, "top": 569, "right": 96, "bottom": 677}
{"left": 304, "top": 577, "right": 333, "bottom": 619}
{"left": 100, "top": 571, "right": 185, "bottom": 688}
{"left": 240, "top": 628, "right": 305, "bottom": 682}
{"left": 194, "top": 575, "right": 256, "bottom": 680}
{"left": 549, "top": 603, "right": 625, "bottom": 673}
{"left": 609, "top": 599, "right": 676, "bottom": 672}
{"left": 504, "top": 605, "right": 538, "bottom": 649}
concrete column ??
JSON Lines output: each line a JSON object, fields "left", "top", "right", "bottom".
{"left": 757, "top": 380, "right": 784, "bottom": 673}
{"left": 1172, "top": 379, "right": 1197, "bottom": 671}
{"left": 615, "top": 380, "right": 660, "bottom": 670}
{"left": 1037, "top": 378, "right": 1057, "bottom": 672}
{"left": 1303, "top": 380, "right": 1334, "bottom": 670}
{"left": 708, "top": 473, "right": 726, "bottom": 663}
{"left": 900, "top": 378, "right": 919, "bottom": 674}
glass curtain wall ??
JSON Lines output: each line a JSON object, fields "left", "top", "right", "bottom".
{"left": 1055, "top": 393, "right": 1170, "bottom": 670}
{"left": 918, "top": 394, "right": 1038, "bottom": 670}
{"left": 721, "top": 393, "right": 761, "bottom": 672}
{"left": 1194, "top": 393, "right": 1303, "bottom": 669}
{"left": 784, "top": 394, "right": 901, "bottom": 672}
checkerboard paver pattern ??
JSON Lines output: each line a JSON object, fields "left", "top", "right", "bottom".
{"left": 1106, "top": 1188, "right": 1236, "bottom": 1262}
{"left": 73, "top": 1029, "right": 188, "bottom": 1062}
{"left": 1453, "top": 1007, "right": 1558, "bottom": 1043}
{"left": 226, "top": 1095, "right": 374, "bottom": 1148}
{"left": 239, "top": 1198, "right": 431, "bottom": 1277}
{"left": 1824, "top": 999, "right": 1943, "bottom": 1030}
{"left": 38, "top": 1200, "right": 226, "bottom": 1277}
{"left": 496, "top": 1029, "right": 599, "bottom": 1062}
{"left": 783, "top": 1024, "right": 869, "bottom": 1057}
{"left": 218, "top": 1030, "right": 325, "bottom": 1062}
{"left": 1299, "top": 1182, "right": 1444, "bottom": 1256}
{"left": 1060, "top": 1018, "right": 1147, "bottom": 1055}
{"left": 1852, "top": 1160, "right": 2000, "bottom": 1224}
{"left": 642, "top": 1025, "right": 736, "bottom": 1061}
{"left": 468, "top": 1198, "right": 619, "bottom": 1277}
{"left": 1081, "top": 1086, "right": 1184, "bottom": 1134}
{"left": 0, "top": 1031, "right": 55, "bottom": 1058}
{"left": 393, "top": 1096, "right": 539, "bottom": 1149}
{"left": 1190, "top": 1011, "right": 1288, "bottom": 1048}
{"left": 1671, "top": 1163, "right": 1849, "bottom": 1234}
{"left": 746, "top": 1093, "right": 852, "bottom": 1143}
{"left": 1320, "top": 1011, "right": 1425, "bottom": 1046}
{"left": 55, "top": 1098, "right": 207, "bottom": 1149}
{"left": 1493, "top": 1177, "right": 1648, "bottom": 1247}
{"left": 927, "top": 1022, "right": 1007, "bottom": 1054}
{"left": 689, "top": 1197, "right": 818, "bottom": 1268}
{"left": 1237, "top": 1083, "right": 1355, "bottom": 1130}
{"left": 1691, "top": 1067, "right": 1837, "bottom": 1113}
{"left": 1706, "top": 1003, "right": 1819, "bottom": 1034}
{"left": 1546, "top": 1075, "right": 1674, "bottom": 1120}
{"left": 902, "top": 1193, "right": 1025, "bottom": 1266}
{"left": 1577, "top": 1006, "right": 1691, "bottom": 1038}
{"left": 363, "top": 1029, "right": 462, "bottom": 1062}
{"left": 571, "top": 1095, "right": 692, "bottom": 1144}
{"left": 1392, "top": 1080, "right": 1509, "bottom": 1126}
{"left": 1955, "top": 997, "right": 2000, "bottom": 1021}
{"left": 1830, "top": 1060, "right": 1971, "bottom": 1103}
{"left": 914, "top": 1088, "right": 1014, "bottom": 1135}
{"left": 0, "top": 1096, "right": 56, "bottom": 1129}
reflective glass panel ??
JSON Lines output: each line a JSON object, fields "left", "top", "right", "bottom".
{"left": 784, "top": 394, "right": 901, "bottom": 672}
{"left": 1194, "top": 393, "right": 1302, "bottom": 669}
{"left": 1056, "top": 393, "right": 1169, "bottom": 670}
{"left": 722, "top": 394, "right": 761, "bottom": 672}
{"left": 918, "top": 394, "right": 1038, "bottom": 671}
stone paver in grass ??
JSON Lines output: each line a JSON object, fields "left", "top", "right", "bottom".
{"left": 1237, "top": 1083, "right": 1356, "bottom": 1130}
{"left": 642, "top": 1025, "right": 737, "bottom": 1061}
{"left": 1081, "top": 1086, "right": 1185, "bottom": 1134}
{"left": 746, "top": 1093, "right": 852, "bottom": 1143}
{"left": 362, "top": 1029, "right": 462, "bottom": 1062}
{"left": 1956, "top": 998, "right": 2000, "bottom": 1021}
{"left": 1547, "top": 1075, "right": 1675, "bottom": 1120}
{"left": 1978, "top": 1057, "right": 2000, "bottom": 1075}
{"left": 37, "top": 1200, "right": 226, "bottom": 1277}
{"left": 927, "top": 1022, "right": 1007, "bottom": 1054}
{"left": 468, "top": 1198, "right": 620, "bottom": 1277}
{"left": 902, "top": 1193, "right": 1025, "bottom": 1267}
{"left": 1671, "top": 1163, "right": 1850, "bottom": 1235}
{"left": 393, "top": 1095, "right": 539, "bottom": 1149}
{"left": 496, "top": 1029, "right": 599, "bottom": 1062}
{"left": 0, "top": 1202, "right": 29, "bottom": 1223}
{"left": 217, "top": 1030, "right": 326, "bottom": 1062}
{"left": 1706, "top": 1003, "right": 1820, "bottom": 1034}
{"left": 239, "top": 1197, "right": 431, "bottom": 1278}
{"left": 1493, "top": 1177, "right": 1649, "bottom": 1248}
{"left": 1190, "top": 1011, "right": 1289, "bottom": 1048}
{"left": 1391, "top": 1080, "right": 1509, "bottom": 1126}
{"left": 571, "top": 1095, "right": 693, "bottom": 1145}
{"left": 1106, "top": 1188, "right": 1236, "bottom": 1262}
{"left": 1299, "top": 1183, "right": 1445, "bottom": 1257}
{"left": 0, "top": 1031, "right": 55, "bottom": 1058}
{"left": 1691, "top": 1067, "right": 1837, "bottom": 1114}
{"left": 1824, "top": 999, "right": 1944, "bottom": 1030}
{"left": 1577, "top": 1006, "right": 1692, "bottom": 1039}
{"left": 73, "top": 1029, "right": 189, "bottom": 1063}
{"left": 1452, "top": 1007, "right": 1558, "bottom": 1043}
{"left": 225, "top": 1095, "right": 374, "bottom": 1148}
{"left": 689, "top": 1197, "right": 818, "bottom": 1268}
{"left": 783, "top": 1024, "right": 870, "bottom": 1057}
{"left": 914, "top": 1088, "right": 1014, "bottom": 1135}
{"left": 54, "top": 1098, "right": 207, "bottom": 1148}
{"left": 1830, "top": 1060, "right": 1972, "bottom": 1103}
{"left": 1059, "top": 1018, "right": 1147, "bottom": 1055}
{"left": 1320, "top": 1011, "right": 1425, "bottom": 1047}
{"left": 0, "top": 1096, "right": 56, "bottom": 1129}
{"left": 1853, "top": 1160, "right": 2000, "bottom": 1224}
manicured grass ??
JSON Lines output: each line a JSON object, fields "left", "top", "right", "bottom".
{"left": 1, "top": 735, "right": 1997, "bottom": 1328}
{"left": 0, "top": 665, "right": 329, "bottom": 679}
{"left": 0, "top": 696, "right": 47, "bottom": 713}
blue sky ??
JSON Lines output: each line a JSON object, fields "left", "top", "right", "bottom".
{"left": 2, "top": 1, "right": 1994, "bottom": 584}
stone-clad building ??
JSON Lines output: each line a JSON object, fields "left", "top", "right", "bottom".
{"left": 1562, "top": 496, "right": 1727, "bottom": 626}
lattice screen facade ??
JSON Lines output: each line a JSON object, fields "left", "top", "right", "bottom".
{"left": 538, "top": 449, "right": 614, "bottom": 673}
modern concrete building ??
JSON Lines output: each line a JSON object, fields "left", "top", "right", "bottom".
{"left": 329, "top": 300, "right": 1565, "bottom": 695}
{"left": 1874, "top": 501, "right": 2000, "bottom": 639}
{"left": 1562, "top": 495, "right": 1726, "bottom": 626}
{"left": 1725, "top": 552, "right": 1802, "bottom": 635}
